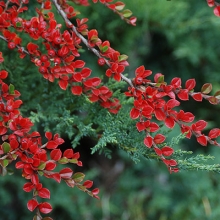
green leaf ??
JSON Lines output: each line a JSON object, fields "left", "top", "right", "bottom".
{"left": 158, "top": 75, "right": 164, "bottom": 83}
{"left": 38, "top": 162, "right": 46, "bottom": 170}
{"left": 122, "top": 9, "right": 132, "bottom": 18}
{"left": 76, "top": 184, "right": 86, "bottom": 192}
{"left": 2, "top": 159, "right": 9, "bottom": 167}
{"left": 2, "top": 142, "right": 11, "bottom": 154}
{"left": 72, "top": 172, "right": 85, "bottom": 183}
{"left": 58, "top": 157, "right": 69, "bottom": 164}
{"left": 118, "top": 54, "right": 128, "bottom": 62}
{"left": 201, "top": 83, "right": 212, "bottom": 94}
{"left": 100, "top": 45, "right": 109, "bottom": 53}
{"left": 9, "top": 84, "right": 15, "bottom": 95}
{"left": 214, "top": 90, "right": 220, "bottom": 99}
{"left": 69, "top": 159, "right": 78, "bottom": 164}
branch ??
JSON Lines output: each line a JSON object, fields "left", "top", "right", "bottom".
{"left": 51, "top": 0, "right": 134, "bottom": 88}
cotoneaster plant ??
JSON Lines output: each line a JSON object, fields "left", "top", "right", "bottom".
{"left": 0, "top": 0, "right": 220, "bottom": 219}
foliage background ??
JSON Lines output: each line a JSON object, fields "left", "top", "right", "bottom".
{"left": 1, "top": 0, "right": 220, "bottom": 219}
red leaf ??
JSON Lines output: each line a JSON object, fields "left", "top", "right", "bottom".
{"left": 177, "top": 89, "right": 189, "bottom": 100}
{"left": 192, "top": 93, "right": 203, "bottom": 101}
{"left": 71, "top": 86, "right": 82, "bottom": 95}
{"left": 83, "top": 180, "right": 93, "bottom": 188}
{"left": 83, "top": 77, "right": 101, "bottom": 87}
{"left": 58, "top": 80, "right": 68, "bottom": 90}
{"left": 27, "top": 199, "right": 38, "bottom": 212}
{"left": 92, "top": 188, "right": 99, "bottom": 195}
{"left": 166, "top": 99, "right": 180, "bottom": 109}
{"left": 185, "top": 79, "right": 196, "bottom": 91}
{"left": 46, "top": 140, "right": 58, "bottom": 149}
{"left": 197, "top": 135, "right": 207, "bottom": 146}
{"left": 73, "top": 73, "right": 82, "bottom": 82}
{"left": 81, "top": 68, "right": 92, "bottom": 78}
{"left": 214, "top": 6, "right": 220, "bottom": 16}
{"left": 73, "top": 60, "right": 85, "bottom": 68}
{"left": 144, "top": 136, "right": 153, "bottom": 148}
{"left": 45, "top": 161, "right": 56, "bottom": 171}
{"left": 154, "top": 134, "right": 166, "bottom": 144}
{"left": 51, "top": 173, "right": 61, "bottom": 183}
{"left": 161, "top": 146, "right": 174, "bottom": 157}
{"left": 155, "top": 109, "right": 166, "bottom": 121}
{"left": 23, "top": 182, "right": 34, "bottom": 192}
{"left": 38, "top": 202, "right": 52, "bottom": 214}
{"left": 45, "top": 131, "right": 52, "bottom": 140}
{"left": 130, "top": 108, "right": 140, "bottom": 119}
{"left": 149, "top": 122, "right": 159, "bottom": 132}
{"left": 59, "top": 167, "right": 73, "bottom": 179}
{"left": 63, "top": 149, "right": 74, "bottom": 158}
{"left": 208, "top": 128, "right": 220, "bottom": 139}
{"left": 0, "top": 70, "right": 8, "bottom": 79}
{"left": 38, "top": 188, "right": 50, "bottom": 199}
{"left": 136, "top": 122, "right": 145, "bottom": 132}
{"left": 169, "top": 159, "right": 177, "bottom": 166}
{"left": 192, "top": 120, "right": 207, "bottom": 131}
{"left": 165, "top": 117, "right": 175, "bottom": 129}
{"left": 50, "top": 149, "right": 62, "bottom": 161}
{"left": 154, "top": 147, "right": 162, "bottom": 156}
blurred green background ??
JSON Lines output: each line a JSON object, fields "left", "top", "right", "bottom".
{"left": 2, "top": 0, "right": 220, "bottom": 219}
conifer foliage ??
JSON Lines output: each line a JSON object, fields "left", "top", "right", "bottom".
{"left": 0, "top": 0, "right": 220, "bottom": 219}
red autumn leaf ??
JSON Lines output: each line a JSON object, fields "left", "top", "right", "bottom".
{"left": 38, "top": 202, "right": 52, "bottom": 214}
{"left": 197, "top": 135, "right": 207, "bottom": 146}
{"left": 171, "top": 77, "right": 181, "bottom": 88}
{"left": 161, "top": 146, "right": 174, "bottom": 157}
{"left": 208, "top": 128, "right": 220, "bottom": 139}
{"left": 46, "top": 140, "right": 58, "bottom": 149}
{"left": 73, "top": 60, "right": 85, "bottom": 68}
{"left": 71, "top": 86, "right": 82, "bottom": 95}
{"left": 45, "top": 131, "right": 52, "bottom": 140}
{"left": 165, "top": 117, "right": 175, "bottom": 129}
{"left": 52, "top": 173, "right": 61, "bottom": 183}
{"left": 169, "top": 159, "right": 178, "bottom": 166}
{"left": 59, "top": 167, "right": 73, "bottom": 179}
{"left": 136, "top": 122, "right": 145, "bottom": 132}
{"left": 83, "top": 77, "right": 101, "bottom": 87}
{"left": 192, "top": 93, "right": 203, "bottom": 101}
{"left": 38, "top": 188, "right": 50, "bottom": 199}
{"left": 166, "top": 99, "right": 180, "bottom": 109}
{"left": 45, "top": 161, "right": 56, "bottom": 171}
{"left": 63, "top": 149, "right": 74, "bottom": 158}
{"left": 23, "top": 182, "right": 34, "bottom": 192}
{"left": 92, "top": 188, "right": 99, "bottom": 195}
{"left": 27, "top": 199, "right": 38, "bottom": 212}
{"left": 149, "top": 122, "right": 159, "bottom": 132}
{"left": 185, "top": 78, "right": 196, "bottom": 91}
{"left": 50, "top": 149, "right": 62, "bottom": 161}
{"left": 81, "top": 68, "right": 92, "bottom": 78}
{"left": 144, "top": 136, "right": 153, "bottom": 148}
{"left": 177, "top": 89, "right": 189, "bottom": 100}
{"left": 130, "top": 108, "right": 140, "bottom": 119}
{"left": 192, "top": 120, "right": 207, "bottom": 131}
{"left": 0, "top": 70, "right": 8, "bottom": 79}
{"left": 83, "top": 180, "right": 93, "bottom": 189}
{"left": 214, "top": 6, "right": 220, "bottom": 16}
{"left": 73, "top": 73, "right": 82, "bottom": 82}
{"left": 154, "top": 147, "right": 162, "bottom": 156}
{"left": 154, "top": 134, "right": 166, "bottom": 144}
{"left": 155, "top": 108, "right": 166, "bottom": 121}
{"left": 15, "top": 161, "right": 24, "bottom": 169}
{"left": 58, "top": 80, "right": 68, "bottom": 90}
